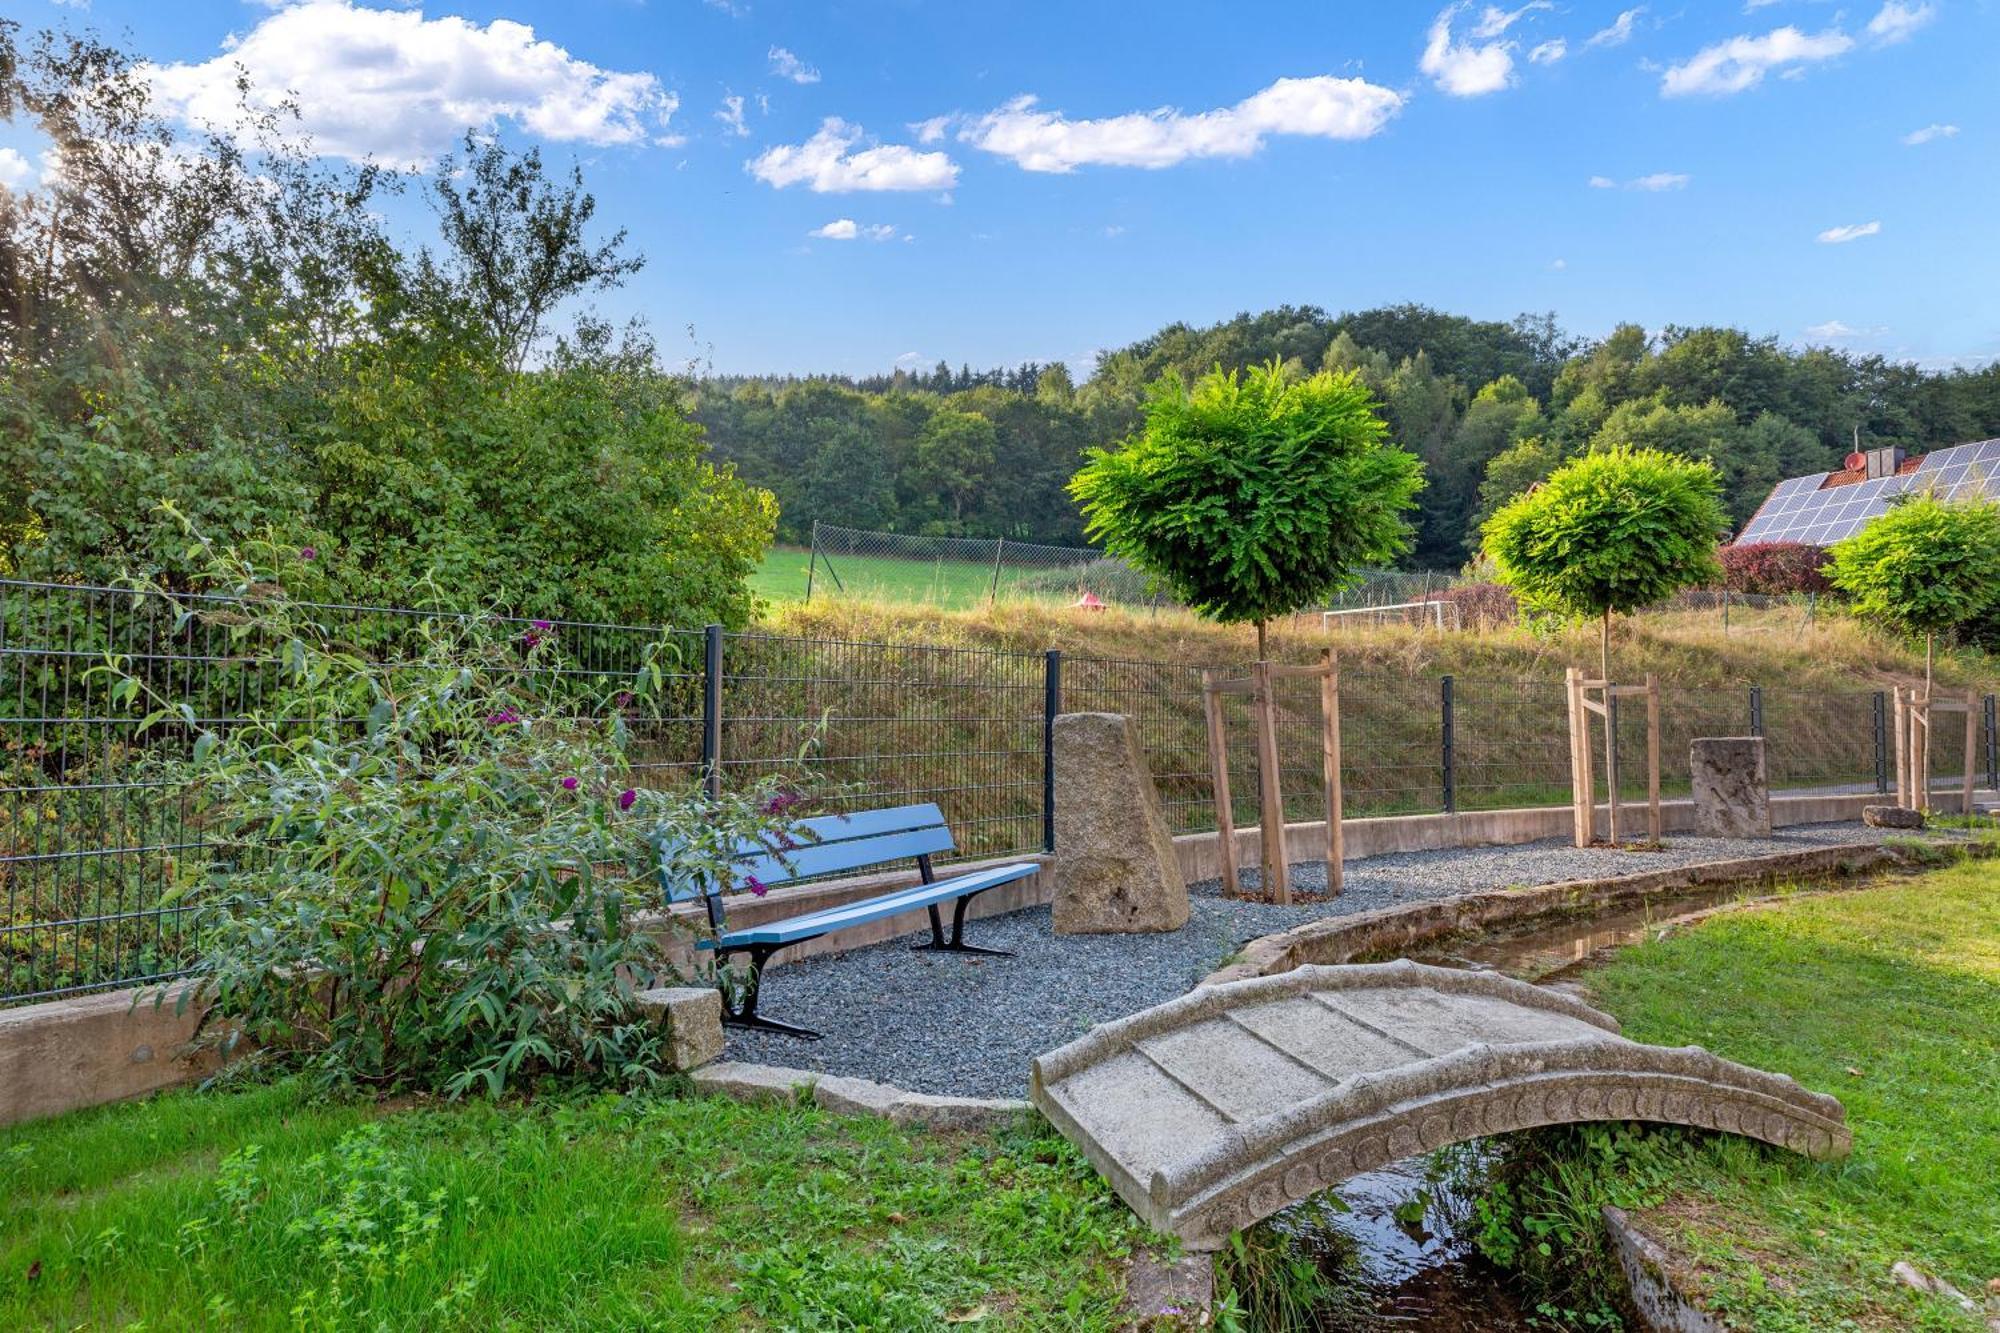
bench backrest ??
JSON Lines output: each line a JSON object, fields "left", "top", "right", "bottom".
{"left": 660, "top": 802, "right": 958, "bottom": 916}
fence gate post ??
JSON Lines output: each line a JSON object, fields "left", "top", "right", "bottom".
{"left": 1873, "top": 691, "right": 1889, "bottom": 794}
{"left": 1986, "top": 694, "right": 1998, "bottom": 793}
{"left": 1440, "top": 675, "right": 1456, "bottom": 814}
{"left": 702, "top": 624, "right": 724, "bottom": 799}
{"left": 1748, "top": 685, "right": 1764, "bottom": 737}
{"left": 805, "top": 520, "right": 819, "bottom": 602}
{"left": 1043, "top": 649, "right": 1061, "bottom": 853}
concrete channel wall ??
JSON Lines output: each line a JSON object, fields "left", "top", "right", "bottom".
{"left": 0, "top": 790, "right": 1897, "bottom": 1126}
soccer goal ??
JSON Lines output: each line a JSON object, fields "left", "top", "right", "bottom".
{"left": 1320, "top": 599, "right": 1462, "bottom": 633}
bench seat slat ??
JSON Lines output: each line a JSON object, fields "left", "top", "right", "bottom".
{"left": 704, "top": 862, "right": 1039, "bottom": 949}
{"left": 772, "top": 803, "right": 948, "bottom": 845}
{"left": 732, "top": 823, "right": 954, "bottom": 888}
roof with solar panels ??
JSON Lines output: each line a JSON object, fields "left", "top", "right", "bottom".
{"left": 1733, "top": 439, "right": 2000, "bottom": 546}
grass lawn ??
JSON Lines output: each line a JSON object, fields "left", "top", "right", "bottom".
{"left": 0, "top": 1082, "right": 1148, "bottom": 1330}
{"left": 751, "top": 545, "right": 1009, "bottom": 608}
{"left": 1582, "top": 860, "right": 2000, "bottom": 1331}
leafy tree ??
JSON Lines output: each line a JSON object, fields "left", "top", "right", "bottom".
{"left": 1471, "top": 435, "right": 1566, "bottom": 549}
{"left": 911, "top": 405, "right": 998, "bottom": 529}
{"left": 1483, "top": 447, "right": 1727, "bottom": 676}
{"left": 1719, "top": 542, "right": 1834, "bottom": 596}
{"left": 1828, "top": 494, "right": 2000, "bottom": 693}
{"left": 1070, "top": 361, "right": 1423, "bottom": 656}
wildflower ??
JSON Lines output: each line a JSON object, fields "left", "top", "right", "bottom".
{"left": 485, "top": 709, "right": 520, "bottom": 726}
{"left": 560, "top": 776, "right": 579, "bottom": 791}
{"left": 299, "top": 546, "right": 317, "bottom": 561}
{"left": 617, "top": 788, "right": 637, "bottom": 811}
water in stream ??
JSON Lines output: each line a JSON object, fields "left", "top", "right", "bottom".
{"left": 1255, "top": 881, "right": 1780, "bottom": 1329}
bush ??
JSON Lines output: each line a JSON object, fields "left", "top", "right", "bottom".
{"left": 1718, "top": 541, "right": 1833, "bottom": 596}
{"left": 1434, "top": 581, "right": 1517, "bottom": 627}
{"left": 120, "top": 538, "right": 802, "bottom": 1098}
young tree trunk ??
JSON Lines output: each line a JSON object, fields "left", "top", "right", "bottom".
{"left": 1925, "top": 633, "right": 1935, "bottom": 699}
{"left": 1256, "top": 619, "right": 1268, "bottom": 661}
{"left": 1600, "top": 609, "right": 1612, "bottom": 683}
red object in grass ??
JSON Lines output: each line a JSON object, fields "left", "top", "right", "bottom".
{"left": 1074, "top": 591, "right": 1106, "bottom": 611}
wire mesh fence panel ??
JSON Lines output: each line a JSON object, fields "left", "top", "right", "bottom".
{"left": 806, "top": 523, "right": 1168, "bottom": 609}
{"left": 716, "top": 633, "right": 1049, "bottom": 863}
{"left": 1759, "top": 687, "right": 1883, "bottom": 795}
{"left": 1060, "top": 655, "right": 1216, "bottom": 836}
{"left": 0, "top": 580, "right": 695, "bottom": 1005}
{"left": 1332, "top": 670, "right": 1451, "bottom": 817}
{"left": 1451, "top": 677, "right": 1574, "bottom": 811}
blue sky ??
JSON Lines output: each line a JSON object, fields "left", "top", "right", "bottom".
{"left": 8, "top": 0, "right": 1996, "bottom": 377}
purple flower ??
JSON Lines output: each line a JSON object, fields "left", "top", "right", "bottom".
{"left": 761, "top": 789, "right": 805, "bottom": 817}
{"left": 485, "top": 709, "right": 520, "bottom": 727}
{"left": 617, "top": 788, "right": 637, "bottom": 811}
{"left": 745, "top": 874, "right": 768, "bottom": 898}
{"left": 299, "top": 546, "right": 316, "bottom": 561}
{"left": 614, "top": 691, "right": 634, "bottom": 708}
{"left": 560, "top": 776, "right": 579, "bottom": 791}
{"left": 532, "top": 619, "right": 553, "bottom": 631}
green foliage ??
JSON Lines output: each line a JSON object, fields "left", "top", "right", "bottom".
{"left": 1069, "top": 361, "right": 1423, "bottom": 635}
{"left": 1827, "top": 492, "right": 2000, "bottom": 641}
{"left": 117, "top": 538, "right": 799, "bottom": 1097}
{"left": 0, "top": 27, "right": 769, "bottom": 628}
{"left": 1483, "top": 447, "right": 1727, "bottom": 623}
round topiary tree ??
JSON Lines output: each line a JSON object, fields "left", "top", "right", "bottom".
{"left": 1482, "top": 446, "right": 1727, "bottom": 678}
{"left": 1828, "top": 492, "right": 2000, "bottom": 696}
{"left": 1069, "top": 361, "right": 1423, "bottom": 658}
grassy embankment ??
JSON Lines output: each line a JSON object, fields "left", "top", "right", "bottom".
{"left": 1572, "top": 860, "right": 2000, "bottom": 1329}
{"left": 0, "top": 1085, "right": 1144, "bottom": 1330}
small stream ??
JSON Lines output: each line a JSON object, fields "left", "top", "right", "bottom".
{"left": 1253, "top": 881, "right": 1786, "bottom": 1330}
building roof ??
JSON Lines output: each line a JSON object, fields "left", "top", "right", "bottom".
{"left": 1734, "top": 437, "right": 2000, "bottom": 546}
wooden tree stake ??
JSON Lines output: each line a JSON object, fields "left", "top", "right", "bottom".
{"left": 1320, "top": 648, "right": 1343, "bottom": 895}
{"left": 1251, "top": 659, "right": 1291, "bottom": 904}
{"left": 1200, "top": 670, "right": 1239, "bottom": 897}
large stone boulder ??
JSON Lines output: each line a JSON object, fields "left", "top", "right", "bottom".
{"left": 1863, "top": 804, "right": 1925, "bottom": 830}
{"left": 1052, "top": 712, "right": 1190, "bottom": 934}
{"left": 1690, "top": 736, "right": 1770, "bottom": 838}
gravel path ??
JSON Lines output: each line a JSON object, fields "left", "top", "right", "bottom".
{"left": 722, "top": 822, "right": 1963, "bottom": 1099}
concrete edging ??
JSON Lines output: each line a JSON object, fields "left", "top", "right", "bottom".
{"left": 686, "top": 1060, "right": 1029, "bottom": 1132}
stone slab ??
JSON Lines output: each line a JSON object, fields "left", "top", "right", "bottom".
{"left": 1690, "top": 737, "right": 1771, "bottom": 839}
{"left": 1051, "top": 712, "right": 1189, "bottom": 934}
{"left": 688, "top": 1060, "right": 819, "bottom": 1104}
{"left": 886, "top": 1093, "right": 1030, "bottom": 1132}
{"left": 1863, "top": 804, "right": 1925, "bottom": 829}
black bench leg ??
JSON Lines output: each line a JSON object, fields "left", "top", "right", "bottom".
{"left": 717, "top": 944, "right": 822, "bottom": 1040}
{"left": 911, "top": 893, "right": 1013, "bottom": 958}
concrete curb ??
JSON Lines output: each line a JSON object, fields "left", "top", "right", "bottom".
{"left": 1604, "top": 1206, "right": 1727, "bottom": 1333}
{"left": 687, "top": 1060, "right": 1030, "bottom": 1132}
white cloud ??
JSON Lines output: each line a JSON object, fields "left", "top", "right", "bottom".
{"left": 910, "top": 114, "right": 952, "bottom": 144}
{"left": 0, "top": 147, "right": 32, "bottom": 191}
{"left": 1591, "top": 171, "right": 1688, "bottom": 190}
{"left": 1587, "top": 7, "right": 1646, "bottom": 49}
{"left": 1817, "top": 220, "right": 1882, "bottom": 243}
{"left": 1473, "top": 1, "right": 1551, "bottom": 39}
{"left": 716, "top": 94, "right": 749, "bottom": 137}
{"left": 809, "top": 218, "right": 897, "bottom": 241}
{"left": 1549, "top": 257, "right": 1568, "bottom": 270}
{"left": 1866, "top": 2, "right": 1935, "bottom": 45}
{"left": 949, "top": 75, "right": 1403, "bottom": 173}
{"left": 768, "top": 46, "right": 820, "bottom": 85}
{"left": 1103, "top": 223, "right": 1127, "bottom": 238}
{"left": 1529, "top": 38, "right": 1568, "bottom": 64}
{"left": 1901, "top": 122, "right": 1958, "bottom": 146}
{"left": 1660, "top": 25, "right": 1853, "bottom": 96}
{"left": 144, "top": 1, "right": 679, "bottom": 169}
{"left": 750, "top": 118, "right": 958, "bottom": 191}
{"left": 1803, "top": 320, "right": 1892, "bottom": 339}
{"left": 1421, "top": 5, "right": 1517, "bottom": 96}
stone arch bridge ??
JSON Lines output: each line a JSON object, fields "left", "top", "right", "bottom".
{"left": 1030, "top": 961, "right": 1849, "bottom": 1250}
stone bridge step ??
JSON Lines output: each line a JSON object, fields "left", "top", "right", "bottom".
{"left": 1030, "top": 960, "right": 1849, "bottom": 1250}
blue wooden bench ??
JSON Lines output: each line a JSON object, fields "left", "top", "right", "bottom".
{"left": 660, "top": 802, "right": 1039, "bottom": 1040}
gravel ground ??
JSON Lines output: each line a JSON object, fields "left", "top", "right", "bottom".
{"left": 722, "top": 821, "right": 1965, "bottom": 1099}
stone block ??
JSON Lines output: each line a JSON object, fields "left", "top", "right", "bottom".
{"left": 634, "top": 985, "right": 725, "bottom": 1070}
{"left": 1690, "top": 737, "right": 1770, "bottom": 838}
{"left": 688, "top": 1061, "right": 817, "bottom": 1104}
{"left": 1863, "top": 804, "right": 1925, "bottom": 830}
{"left": 812, "top": 1074, "right": 905, "bottom": 1116}
{"left": 1051, "top": 712, "right": 1190, "bottom": 935}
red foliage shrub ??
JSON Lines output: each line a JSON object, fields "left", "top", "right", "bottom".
{"left": 1718, "top": 542, "right": 1834, "bottom": 596}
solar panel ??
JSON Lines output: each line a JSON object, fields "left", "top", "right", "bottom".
{"left": 1734, "top": 438, "right": 2000, "bottom": 546}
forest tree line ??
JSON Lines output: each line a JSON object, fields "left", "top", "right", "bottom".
{"left": 698, "top": 305, "right": 2000, "bottom": 567}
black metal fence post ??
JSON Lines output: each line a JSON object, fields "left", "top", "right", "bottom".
{"left": 1440, "top": 675, "right": 1456, "bottom": 814}
{"left": 702, "top": 624, "right": 723, "bottom": 799}
{"left": 1986, "top": 694, "right": 1998, "bottom": 792}
{"left": 1043, "top": 649, "right": 1062, "bottom": 852}
{"left": 1873, "top": 691, "right": 1889, "bottom": 794}
{"left": 1749, "top": 685, "right": 1764, "bottom": 737}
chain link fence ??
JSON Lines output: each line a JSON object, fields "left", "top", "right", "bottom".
{"left": 804, "top": 522, "right": 1168, "bottom": 608}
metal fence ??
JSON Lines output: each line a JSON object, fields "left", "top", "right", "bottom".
{"left": 4, "top": 576, "right": 1992, "bottom": 1004}
{"left": 804, "top": 521, "right": 1168, "bottom": 609}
